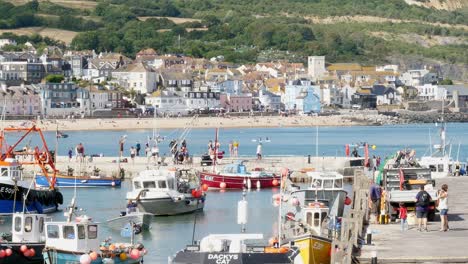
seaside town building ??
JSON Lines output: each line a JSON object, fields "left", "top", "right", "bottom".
{"left": 112, "top": 61, "right": 157, "bottom": 94}
{"left": 283, "top": 79, "right": 321, "bottom": 113}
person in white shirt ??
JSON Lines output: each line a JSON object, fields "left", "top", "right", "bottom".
{"left": 256, "top": 143, "right": 262, "bottom": 160}
{"left": 437, "top": 184, "right": 449, "bottom": 232}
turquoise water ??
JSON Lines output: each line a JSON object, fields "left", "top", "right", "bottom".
{"left": 2, "top": 123, "right": 468, "bottom": 263}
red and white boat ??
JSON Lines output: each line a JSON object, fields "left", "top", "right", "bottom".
{"left": 200, "top": 161, "right": 281, "bottom": 189}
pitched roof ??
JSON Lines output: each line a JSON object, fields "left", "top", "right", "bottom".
{"left": 327, "top": 63, "right": 362, "bottom": 72}
{"left": 160, "top": 70, "right": 192, "bottom": 81}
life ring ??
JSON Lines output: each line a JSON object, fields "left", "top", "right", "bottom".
{"left": 264, "top": 247, "right": 289, "bottom": 254}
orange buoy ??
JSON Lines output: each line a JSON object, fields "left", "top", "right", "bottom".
{"left": 272, "top": 179, "right": 279, "bottom": 186}
{"left": 109, "top": 244, "right": 116, "bottom": 251}
{"left": 89, "top": 251, "right": 98, "bottom": 261}
{"left": 264, "top": 247, "right": 288, "bottom": 254}
{"left": 202, "top": 184, "right": 209, "bottom": 191}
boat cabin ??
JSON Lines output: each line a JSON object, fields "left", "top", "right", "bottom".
{"left": 303, "top": 202, "right": 329, "bottom": 236}
{"left": 307, "top": 171, "right": 343, "bottom": 191}
{"left": 44, "top": 217, "right": 100, "bottom": 252}
{"left": 12, "top": 212, "right": 49, "bottom": 243}
{"left": 223, "top": 162, "right": 248, "bottom": 175}
{"left": 419, "top": 156, "right": 467, "bottom": 178}
{"left": 0, "top": 158, "right": 23, "bottom": 182}
{"left": 131, "top": 170, "right": 176, "bottom": 192}
{"left": 199, "top": 234, "right": 264, "bottom": 253}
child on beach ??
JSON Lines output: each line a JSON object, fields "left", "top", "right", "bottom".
{"left": 399, "top": 203, "right": 408, "bottom": 231}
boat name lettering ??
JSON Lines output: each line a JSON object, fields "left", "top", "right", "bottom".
{"left": 207, "top": 253, "right": 238, "bottom": 263}
{"left": 0, "top": 187, "right": 15, "bottom": 194}
{"left": 313, "top": 241, "right": 324, "bottom": 250}
{"left": 205, "top": 176, "right": 214, "bottom": 181}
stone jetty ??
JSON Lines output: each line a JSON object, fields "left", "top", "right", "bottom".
{"left": 21, "top": 155, "right": 363, "bottom": 180}
{"left": 358, "top": 176, "right": 468, "bottom": 263}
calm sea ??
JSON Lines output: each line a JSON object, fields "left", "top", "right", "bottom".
{"left": 1, "top": 123, "right": 468, "bottom": 263}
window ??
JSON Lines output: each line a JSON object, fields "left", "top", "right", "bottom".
{"left": 334, "top": 180, "right": 343, "bottom": 189}
{"left": 438, "top": 164, "right": 444, "bottom": 172}
{"left": 0, "top": 168, "right": 7, "bottom": 177}
{"left": 88, "top": 225, "right": 97, "bottom": 239}
{"left": 143, "top": 181, "right": 156, "bottom": 188}
{"left": 39, "top": 217, "right": 44, "bottom": 233}
{"left": 63, "top": 226, "right": 75, "bottom": 239}
{"left": 323, "top": 180, "right": 333, "bottom": 189}
{"left": 314, "top": 213, "right": 320, "bottom": 226}
{"left": 306, "top": 212, "right": 312, "bottom": 226}
{"left": 158, "top": 180, "right": 167, "bottom": 189}
{"left": 25, "top": 217, "right": 33, "bottom": 232}
{"left": 78, "top": 225, "right": 86, "bottom": 239}
{"left": 14, "top": 216, "right": 21, "bottom": 232}
{"left": 134, "top": 181, "right": 142, "bottom": 189}
{"left": 47, "top": 225, "right": 59, "bottom": 238}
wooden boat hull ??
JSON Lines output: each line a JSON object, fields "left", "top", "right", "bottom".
{"left": 288, "top": 234, "right": 332, "bottom": 264}
{"left": 35, "top": 174, "right": 121, "bottom": 188}
{"left": 200, "top": 172, "right": 280, "bottom": 190}
{"left": 0, "top": 242, "right": 44, "bottom": 264}
{"left": 0, "top": 182, "right": 62, "bottom": 215}
{"left": 106, "top": 212, "right": 153, "bottom": 230}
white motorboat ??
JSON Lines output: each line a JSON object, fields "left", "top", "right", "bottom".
{"left": 126, "top": 169, "right": 206, "bottom": 216}
{"left": 106, "top": 210, "right": 153, "bottom": 231}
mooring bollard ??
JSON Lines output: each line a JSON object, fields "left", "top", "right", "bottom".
{"left": 308, "top": 155, "right": 311, "bottom": 164}
{"left": 371, "top": 250, "right": 378, "bottom": 264}
{"left": 366, "top": 229, "right": 372, "bottom": 245}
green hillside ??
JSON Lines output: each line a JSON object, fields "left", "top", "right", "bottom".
{"left": 1, "top": 0, "right": 467, "bottom": 66}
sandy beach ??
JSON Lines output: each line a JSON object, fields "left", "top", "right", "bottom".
{"left": 1, "top": 114, "right": 383, "bottom": 131}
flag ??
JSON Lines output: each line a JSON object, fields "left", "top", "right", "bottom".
{"left": 399, "top": 168, "right": 404, "bottom": 191}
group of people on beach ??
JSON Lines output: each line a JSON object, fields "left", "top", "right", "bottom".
{"left": 370, "top": 181, "right": 449, "bottom": 232}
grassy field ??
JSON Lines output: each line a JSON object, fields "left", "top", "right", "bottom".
{"left": 5, "top": 0, "right": 97, "bottom": 10}
{"left": 0, "top": 27, "right": 77, "bottom": 44}
{"left": 138, "top": 16, "right": 202, "bottom": 24}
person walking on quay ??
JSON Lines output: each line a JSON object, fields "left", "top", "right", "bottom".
{"left": 228, "top": 141, "right": 233, "bottom": 157}
{"left": 256, "top": 143, "right": 262, "bottom": 160}
{"left": 75, "top": 143, "right": 85, "bottom": 163}
{"left": 369, "top": 181, "right": 381, "bottom": 224}
{"left": 415, "top": 185, "right": 432, "bottom": 232}
{"left": 130, "top": 146, "right": 136, "bottom": 165}
{"left": 399, "top": 203, "right": 408, "bottom": 231}
{"left": 119, "top": 136, "right": 127, "bottom": 158}
{"left": 68, "top": 148, "right": 73, "bottom": 162}
{"left": 437, "top": 184, "right": 449, "bottom": 232}
{"left": 136, "top": 141, "right": 141, "bottom": 157}
{"left": 151, "top": 144, "right": 159, "bottom": 164}
{"left": 233, "top": 140, "right": 239, "bottom": 157}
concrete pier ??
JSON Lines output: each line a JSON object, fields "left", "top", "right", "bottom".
{"left": 21, "top": 155, "right": 363, "bottom": 179}
{"left": 359, "top": 177, "right": 468, "bottom": 263}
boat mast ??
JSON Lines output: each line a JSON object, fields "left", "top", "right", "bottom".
{"left": 55, "top": 122, "right": 59, "bottom": 165}
{"left": 315, "top": 126, "right": 319, "bottom": 157}
{"left": 213, "top": 128, "right": 218, "bottom": 173}
{"left": 441, "top": 99, "right": 446, "bottom": 156}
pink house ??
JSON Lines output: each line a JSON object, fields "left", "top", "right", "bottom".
{"left": 220, "top": 93, "right": 252, "bottom": 112}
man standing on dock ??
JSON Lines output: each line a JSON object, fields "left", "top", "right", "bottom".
{"left": 256, "top": 143, "right": 262, "bottom": 160}
{"left": 369, "top": 181, "right": 381, "bottom": 224}
{"left": 415, "top": 185, "right": 432, "bottom": 232}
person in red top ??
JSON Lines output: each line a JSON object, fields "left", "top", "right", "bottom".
{"left": 399, "top": 202, "right": 408, "bottom": 231}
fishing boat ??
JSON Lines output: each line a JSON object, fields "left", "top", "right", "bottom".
{"left": 126, "top": 169, "right": 206, "bottom": 216}
{"left": 0, "top": 126, "right": 63, "bottom": 215}
{"left": 170, "top": 189, "right": 302, "bottom": 264}
{"left": 170, "top": 233, "right": 301, "bottom": 264}
{"left": 42, "top": 198, "right": 146, "bottom": 264}
{"left": 200, "top": 161, "right": 281, "bottom": 190}
{"left": 419, "top": 101, "right": 466, "bottom": 178}
{"left": 35, "top": 171, "right": 122, "bottom": 188}
{"left": 106, "top": 209, "right": 153, "bottom": 231}
{"left": 0, "top": 212, "right": 50, "bottom": 263}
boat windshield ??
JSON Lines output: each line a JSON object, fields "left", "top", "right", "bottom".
{"left": 143, "top": 181, "right": 156, "bottom": 189}
{"left": 158, "top": 180, "right": 167, "bottom": 189}
{"left": 0, "top": 167, "right": 7, "bottom": 177}
{"left": 134, "top": 181, "right": 142, "bottom": 189}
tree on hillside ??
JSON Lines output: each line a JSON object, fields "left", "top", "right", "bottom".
{"left": 45, "top": 74, "right": 64, "bottom": 83}
{"left": 439, "top": 79, "right": 453, "bottom": 85}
